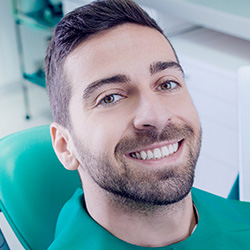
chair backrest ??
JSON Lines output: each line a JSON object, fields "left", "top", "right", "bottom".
{"left": 238, "top": 66, "right": 250, "bottom": 201}
{"left": 0, "top": 125, "right": 81, "bottom": 250}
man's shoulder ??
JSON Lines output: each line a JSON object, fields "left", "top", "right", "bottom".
{"left": 192, "top": 187, "right": 250, "bottom": 228}
{"left": 192, "top": 187, "right": 250, "bottom": 208}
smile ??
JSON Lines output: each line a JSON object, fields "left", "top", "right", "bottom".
{"left": 129, "top": 142, "right": 179, "bottom": 160}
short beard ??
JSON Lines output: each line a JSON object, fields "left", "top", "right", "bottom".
{"left": 73, "top": 122, "right": 202, "bottom": 210}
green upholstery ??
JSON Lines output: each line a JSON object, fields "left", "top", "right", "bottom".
{"left": 228, "top": 174, "right": 239, "bottom": 200}
{"left": 0, "top": 125, "right": 81, "bottom": 250}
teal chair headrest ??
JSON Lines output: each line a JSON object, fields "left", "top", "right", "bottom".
{"left": 0, "top": 125, "right": 81, "bottom": 250}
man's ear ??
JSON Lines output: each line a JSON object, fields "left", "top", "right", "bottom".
{"left": 50, "top": 122, "right": 79, "bottom": 170}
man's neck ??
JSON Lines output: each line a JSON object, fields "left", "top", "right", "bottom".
{"left": 83, "top": 181, "right": 196, "bottom": 247}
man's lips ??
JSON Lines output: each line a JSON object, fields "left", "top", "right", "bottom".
{"left": 128, "top": 140, "right": 183, "bottom": 161}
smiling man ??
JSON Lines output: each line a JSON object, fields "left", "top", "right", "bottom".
{"left": 45, "top": 0, "right": 250, "bottom": 249}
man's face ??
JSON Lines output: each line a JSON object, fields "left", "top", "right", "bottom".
{"left": 64, "top": 24, "right": 201, "bottom": 206}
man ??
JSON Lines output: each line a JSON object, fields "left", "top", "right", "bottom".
{"left": 45, "top": 0, "right": 250, "bottom": 248}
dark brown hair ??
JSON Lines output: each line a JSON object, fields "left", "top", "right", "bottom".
{"left": 45, "top": 0, "right": 177, "bottom": 127}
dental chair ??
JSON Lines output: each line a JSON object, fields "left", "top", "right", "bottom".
{"left": 0, "top": 125, "right": 81, "bottom": 250}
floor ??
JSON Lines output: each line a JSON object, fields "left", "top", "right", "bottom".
{"left": 0, "top": 81, "right": 52, "bottom": 140}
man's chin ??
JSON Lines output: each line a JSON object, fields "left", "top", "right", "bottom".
{"left": 99, "top": 167, "right": 195, "bottom": 208}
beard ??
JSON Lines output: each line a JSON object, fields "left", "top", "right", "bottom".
{"left": 73, "top": 122, "right": 202, "bottom": 208}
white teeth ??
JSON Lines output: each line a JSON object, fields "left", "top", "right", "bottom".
{"left": 154, "top": 148, "right": 162, "bottom": 159}
{"left": 169, "top": 144, "right": 174, "bottom": 154}
{"left": 136, "top": 152, "right": 141, "bottom": 159}
{"left": 161, "top": 146, "right": 169, "bottom": 157}
{"left": 147, "top": 150, "right": 153, "bottom": 160}
{"left": 173, "top": 143, "right": 178, "bottom": 152}
{"left": 140, "top": 151, "right": 147, "bottom": 160}
{"left": 130, "top": 142, "right": 180, "bottom": 160}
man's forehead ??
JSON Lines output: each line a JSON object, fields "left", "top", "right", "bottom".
{"left": 64, "top": 23, "right": 179, "bottom": 88}
{"left": 66, "top": 23, "right": 176, "bottom": 61}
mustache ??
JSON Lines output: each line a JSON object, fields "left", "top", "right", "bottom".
{"left": 115, "top": 123, "right": 194, "bottom": 155}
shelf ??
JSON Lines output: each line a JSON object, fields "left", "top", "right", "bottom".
{"left": 23, "top": 70, "right": 46, "bottom": 88}
{"left": 10, "top": 0, "right": 63, "bottom": 31}
{"left": 13, "top": 10, "right": 62, "bottom": 30}
{"left": 10, "top": 4, "right": 62, "bottom": 88}
{"left": 134, "top": 0, "right": 250, "bottom": 41}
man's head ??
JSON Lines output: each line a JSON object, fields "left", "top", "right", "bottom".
{"left": 45, "top": 0, "right": 177, "bottom": 128}
{"left": 46, "top": 0, "right": 202, "bottom": 208}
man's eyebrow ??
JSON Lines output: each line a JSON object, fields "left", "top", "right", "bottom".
{"left": 82, "top": 74, "right": 130, "bottom": 100}
{"left": 150, "top": 61, "right": 184, "bottom": 76}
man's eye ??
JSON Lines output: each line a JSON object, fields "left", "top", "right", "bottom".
{"left": 99, "top": 94, "right": 123, "bottom": 105}
{"left": 157, "top": 81, "right": 177, "bottom": 91}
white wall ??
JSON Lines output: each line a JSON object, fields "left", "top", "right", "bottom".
{"left": 0, "top": 0, "right": 21, "bottom": 87}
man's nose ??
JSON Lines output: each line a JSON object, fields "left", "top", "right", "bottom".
{"left": 133, "top": 93, "right": 173, "bottom": 131}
